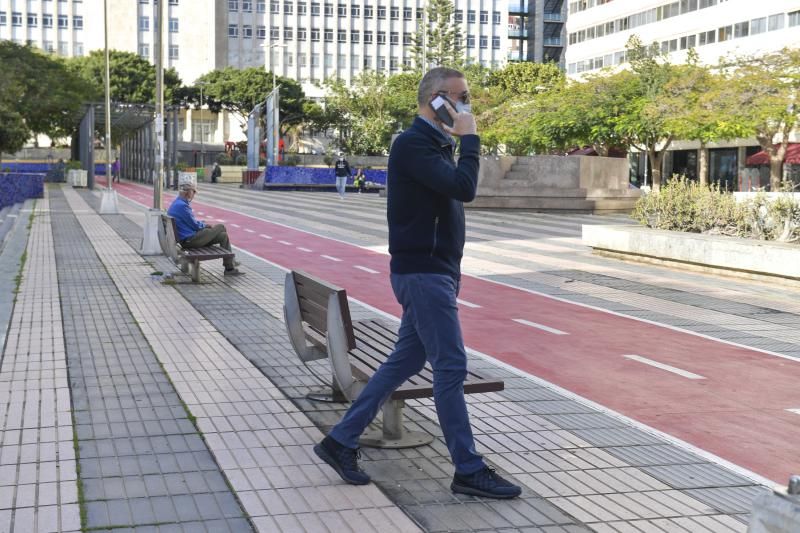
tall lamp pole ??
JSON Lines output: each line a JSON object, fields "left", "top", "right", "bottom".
{"left": 99, "top": 0, "right": 119, "bottom": 213}
{"left": 197, "top": 81, "right": 207, "bottom": 168}
{"left": 261, "top": 42, "right": 286, "bottom": 165}
{"left": 154, "top": 0, "right": 165, "bottom": 210}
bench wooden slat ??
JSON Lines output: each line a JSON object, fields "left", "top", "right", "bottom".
{"left": 293, "top": 271, "right": 356, "bottom": 350}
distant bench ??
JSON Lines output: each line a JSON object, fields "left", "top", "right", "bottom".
{"left": 158, "top": 215, "right": 234, "bottom": 282}
{"left": 283, "top": 269, "right": 504, "bottom": 448}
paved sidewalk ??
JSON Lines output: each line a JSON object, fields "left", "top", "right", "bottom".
{"left": 0, "top": 183, "right": 785, "bottom": 532}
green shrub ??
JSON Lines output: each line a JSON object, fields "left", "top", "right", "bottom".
{"left": 65, "top": 160, "right": 82, "bottom": 170}
{"left": 216, "top": 154, "right": 233, "bottom": 165}
{"left": 235, "top": 154, "right": 247, "bottom": 166}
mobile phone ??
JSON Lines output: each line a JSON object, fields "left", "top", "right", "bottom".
{"left": 430, "top": 95, "right": 455, "bottom": 128}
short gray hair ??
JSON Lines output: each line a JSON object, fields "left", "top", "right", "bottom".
{"left": 417, "top": 67, "right": 465, "bottom": 107}
{"left": 179, "top": 183, "right": 196, "bottom": 195}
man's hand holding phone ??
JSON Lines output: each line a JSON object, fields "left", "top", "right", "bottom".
{"left": 430, "top": 96, "right": 477, "bottom": 138}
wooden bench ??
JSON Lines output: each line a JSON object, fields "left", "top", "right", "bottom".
{"left": 158, "top": 214, "right": 234, "bottom": 282}
{"left": 283, "top": 270, "right": 504, "bottom": 449}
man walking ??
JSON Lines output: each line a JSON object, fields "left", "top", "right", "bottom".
{"left": 314, "top": 67, "right": 521, "bottom": 499}
{"left": 334, "top": 152, "right": 351, "bottom": 199}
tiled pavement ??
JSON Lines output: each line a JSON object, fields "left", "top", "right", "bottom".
{"left": 5, "top": 183, "right": 799, "bottom": 531}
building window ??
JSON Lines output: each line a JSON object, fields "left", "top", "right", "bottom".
{"left": 228, "top": 24, "right": 238, "bottom": 37}
{"left": 299, "top": 52, "right": 307, "bottom": 67}
{"left": 298, "top": 3, "right": 306, "bottom": 14}
{"left": 338, "top": 3, "right": 346, "bottom": 16}
{"left": 466, "top": 35, "right": 474, "bottom": 48}
{"left": 479, "top": 36, "right": 487, "bottom": 48}
{"left": 311, "top": 2, "right": 320, "bottom": 15}
{"left": 377, "top": 30, "right": 385, "bottom": 44}
{"left": 467, "top": 10, "right": 475, "bottom": 23}
{"left": 351, "top": 4, "right": 360, "bottom": 16}
{"left": 257, "top": 25, "right": 267, "bottom": 38}
{"left": 243, "top": 0, "right": 252, "bottom": 11}
{"left": 768, "top": 13, "right": 784, "bottom": 31}
{"left": 266, "top": 25, "right": 276, "bottom": 39}
{"left": 338, "top": 29, "right": 346, "bottom": 42}
{"left": 403, "top": 57, "right": 412, "bottom": 67}
{"left": 377, "top": 56, "right": 385, "bottom": 70}
{"left": 403, "top": 32, "right": 411, "bottom": 45}
{"left": 311, "top": 53, "right": 320, "bottom": 66}
{"left": 42, "top": 13, "right": 54, "bottom": 28}
{"left": 717, "top": 25, "right": 732, "bottom": 42}
{"left": 257, "top": 0, "right": 266, "bottom": 12}
{"left": 169, "top": 44, "right": 179, "bottom": 59}
{"left": 10, "top": 13, "right": 22, "bottom": 28}
{"left": 351, "top": 54, "right": 359, "bottom": 66}
{"left": 403, "top": 7, "right": 412, "bottom": 20}
{"left": 390, "top": 6, "right": 399, "bottom": 19}
{"left": 492, "top": 36, "right": 500, "bottom": 49}
{"left": 138, "top": 43, "right": 149, "bottom": 58}
{"left": 59, "top": 41, "right": 69, "bottom": 55}
{"left": 297, "top": 27, "right": 307, "bottom": 40}
{"left": 0, "top": 12, "right": 7, "bottom": 26}
{"left": 750, "top": 17, "right": 767, "bottom": 34}
{"left": 229, "top": 0, "right": 238, "bottom": 11}
{"left": 192, "top": 121, "right": 214, "bottom": 143}
{"left": 455, "top": 10, "right": 462, "bottom": 23}
{"left": 74, "top": 42, "right": 84, "bottom": 56}
{"left": 311, "top": 27, "right": 320, "bottom": 40}
{"left": 324, "top": 28, "right": 333, "bottom": 41}
{"left": 284, "top": 1, "right": 293, "bottom": 14}
{"left": 377, "top": 5, "right": 386, "bottom": 18}
{"left": 325, "top": 53, "right": 332, "bottom": 67}
{"left": 351, "top": 29, "right": 359, "bottom": 42}
{"left": 139, "top": 16, "right": 149, "bottom": 31}
{"left": 390, "top": 57, "right": 398, "bottom": 70}
{"left": 734, "top": 21, "right": 748, "bottom": 38}
{"left": 364, "top": 30, "right": 373, "bottom": 43}
{"left": 390, "top": 31, "right": 398, "bottom": 44}
{"left": 27, "top": 14, "right": 38, "bottom": 27}
{"left": 170, "top": 0, "right": 179, "bottom": 4}
{"left": 324, "top": 2, "right": 333, "bottom": 15}
{"left": 790, "top": 11, "right": 800, "bottom": 27}
{"left": 364, "top": 4, "right": 373, "bottom": 17}
{"left": 416, "top": 8, "right": 423, "bottom": 19}
{"left": 364, "top": 55, "right": 372, "bottom": 69}
{"left": 285, "top": 27, "right": 293, "bottom": 39}
{"left": 698, "top": 29, "right": 715, "bottom": 45}
{"left": 169, "top": 17, "right": 179, "bottom": 32}
{"left": 240, "top": 24, "right": 251, "bottom": 38}
{"left": 284, "top": 51, "right": 294, "bottom": 65}
{"left": 479, "top": 10, "right": 488, "bottom": 23}
{"left": 271, "top": 0, "right": 279, "bottom": 13}
{"left": 493, "top": 11, "right": 500, "bottom": 24}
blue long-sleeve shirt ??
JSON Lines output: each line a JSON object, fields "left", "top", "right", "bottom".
{"left": 167, "top": 196, "right": 206, "bottom": 241}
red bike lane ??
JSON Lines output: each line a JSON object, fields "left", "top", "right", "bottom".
{"left": 107, "top": 180, "right": 800, "bottom": 483}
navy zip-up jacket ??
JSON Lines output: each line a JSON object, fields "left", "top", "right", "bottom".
{"left": 387, "top": 116, "right": 480, "bottom": 280}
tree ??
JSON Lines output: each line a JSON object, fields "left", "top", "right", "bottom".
{"left": 193, "top": 67, "right": 305, "bottom": 133}
{"left": 411, "top": 0, "right": 464, "bottom": 69}
{"left": 715, "top": 48, "right": 800, "bottom": 189}
{"left": 0, "top": 106, "right": 28, "bottom": 162}
{"left": 0, "top": 41, "right": 92, "bottom": 147}
{"left": 487, "top": 62, "right": 565, "bottom": 98}
{"left": 68, "top": 50, "right": 183, "bottom": 104}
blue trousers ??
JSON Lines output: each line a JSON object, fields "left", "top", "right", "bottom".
{"left": 329, "top": 273, "right": 485, "bottom": 475}
{"left": 335, "top": 176, "right": 347, "bottom": 197}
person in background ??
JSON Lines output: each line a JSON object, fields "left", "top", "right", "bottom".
{"left": 334, "top": 152, "right": 352, "bottom": 199}
{"left": 211, "top": 162, "right": 222, "bottom": 184}
{"left": 111, "top": 157, "right": 120, "bottom": 182}
{"left": 353, "top": 168, "right": 366, "bottom": 193}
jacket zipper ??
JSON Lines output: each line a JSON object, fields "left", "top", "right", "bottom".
{"left": 430, "top": 216, "right": 439, "bottom": 256}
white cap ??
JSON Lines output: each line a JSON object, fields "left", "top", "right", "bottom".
{"left": 178, "top": 173, "right": 196, "bottom": 189}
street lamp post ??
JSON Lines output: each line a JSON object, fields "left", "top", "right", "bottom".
{"left": 197, "top": 81, "right": 207, "bottom": 169}
{"left": 260, "top": 42, "right": 286, "bottom": 166}
{"left": 99, "top": 0, "right": 119, "bottom": 214}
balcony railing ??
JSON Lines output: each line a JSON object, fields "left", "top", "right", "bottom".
{"left": 543, "top": 37, "right": 563, "bottom": 46}
{"left": 508, "top": 28, "right": 528, "bottom": 38}
{"left": 543, "top": 12, "right": 563, "bottom": 22}
{"left": 508, "top": 2, "right": 527, "bottom": 13}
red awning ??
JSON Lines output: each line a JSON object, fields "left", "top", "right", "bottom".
{"left": 746, "top": 143, "right": 800, "bottom": 166}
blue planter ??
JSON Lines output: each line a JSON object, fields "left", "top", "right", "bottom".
{"left": 265, "top": 166, "right": 387, "bottom": 186}
{"left": 0, "top": 173, "right": 45, "bottom": 208}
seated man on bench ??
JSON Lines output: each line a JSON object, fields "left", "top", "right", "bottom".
{"left": 167, "top": 175, "right": 242, "bottom": 276}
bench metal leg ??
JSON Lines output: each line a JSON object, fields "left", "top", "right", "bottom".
{"left": 178, "top": 258, "right": 189, "bottom": 274}
{"left": 191, "top": 260, "right": 200, "bottom": 282}
{"left": 359, "top": 399, "right": 434, "bottom": 449}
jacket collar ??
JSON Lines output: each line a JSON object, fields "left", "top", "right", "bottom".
{"left": 412, "top": 116, "right": 455, "bottom": 149}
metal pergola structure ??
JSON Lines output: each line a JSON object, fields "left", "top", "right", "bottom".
{"left": 76, "top": 102, "right": 181, "bottom": 191}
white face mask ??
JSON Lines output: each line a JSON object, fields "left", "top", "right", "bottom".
{"left": 456, "top": 101, "right": 472, "bottom": 114}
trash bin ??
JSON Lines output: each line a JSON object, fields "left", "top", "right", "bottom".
{"left": 242, "top": 170, "right": 261, "bottom": 186}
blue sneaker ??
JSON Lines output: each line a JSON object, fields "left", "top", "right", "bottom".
{"left": 314, "top": 436, "right": 371, "bottom": 485}
{"left": 451, "top": 466, "right": 522, "bottom": 499}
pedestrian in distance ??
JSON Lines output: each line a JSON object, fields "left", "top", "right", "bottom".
{"left": 313, "top": 67, "right": 522, "bottom": 500}
{"left": 111, "top": 157, "right": 120, "bottom": 183}
{"left": 167, "top": 174, "right": 243, "bottom": 276}
{"left": 334, "top": 152, "right": 351, "bottom": 199}
{"left": 353, "top": 168, "right": 366, "bottom": 193}
{"left": 210, "top": 162, "right": 222, "bottom": 184}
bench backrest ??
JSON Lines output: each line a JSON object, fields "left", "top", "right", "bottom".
{"left": 159, "top": 215, "right": 180, "bottom": 261}
{"left": 284, "top": 270, "right": 359, "bottom": 398}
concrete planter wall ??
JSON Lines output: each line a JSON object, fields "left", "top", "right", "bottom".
{"left": 0, "top": 173, "right": 45, "bottom": 207}
{"left": 582, "top": 224, "right": 800, "bottom": 281}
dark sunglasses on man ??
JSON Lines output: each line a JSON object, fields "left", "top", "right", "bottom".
{"left": 436, "top": 90, "right": 470, "bottom": 104}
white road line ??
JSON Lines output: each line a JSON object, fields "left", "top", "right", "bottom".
{"left": 244, "top": 228, "right": 255, "bottom": 233}
{"left": 278, "top": 240, "right": 293, "bottom": 245}
{"left": 354, "top": 265, "right": 379, "bottom": 274}
{"left": 231, "top": 223, "right": 241, "bottom": 228}
{"left": 259, "top": 234, "right": 272, "bottom": 239}
{"left": 198, "top": 212, "right": 204, "bottom": 215}
{"left": 512, "top": 318, "right": 568, "bottom": 335}
{"left": 457, "top": 298, "right": 482, "bottom": 309}
{"left": 787, "top": 408, "right": 800, "bottom": 415}
{"left": 297, "top": 247, "right": 313, "bottom": 252}
{"left": 321, "top": 255, "right": 342, "bottom": 262}
{"left": 623, "top": 354, "right": 706, "bottom": 380}
{"left": 217, "top": 219, "right": 226, "bottom": 223}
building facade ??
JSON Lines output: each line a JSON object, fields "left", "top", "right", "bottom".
{"left": 564, "top": 0, "right": 800, "bottom": 189}
{"left": 508, "top": 0, "right": 566, "bottom": 66}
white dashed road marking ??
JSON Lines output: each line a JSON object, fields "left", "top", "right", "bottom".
{"left": 259, "top": 234, "right": 272, "bottom": 239}
{"left": 244, "top": 228, "right": 255, "bottom": 233}
{"left": 457, "top": 299, "right": 482, "bottom": 309}
{"left": 787, "top": 408, "right": 800, "bottom": 415}
{"left": 623, "top": 354, "right": 706, "bottom": 380}
{"left": 513, "top": 318, "right": 569, "bottom": 336}
{"left": 354, "top": 265, "right": 379, "bottom": 274}
{"left": 278, "top": 240, "right": 293, "bottom": 246}
{"left": 297, "top": 247, "right": 313, "bottom": 252}
{"left": 231, "top": 223, "right": 241, "bottom": 228}
{"left": 321, "top": 255, "right": 342, "bottom": 262}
